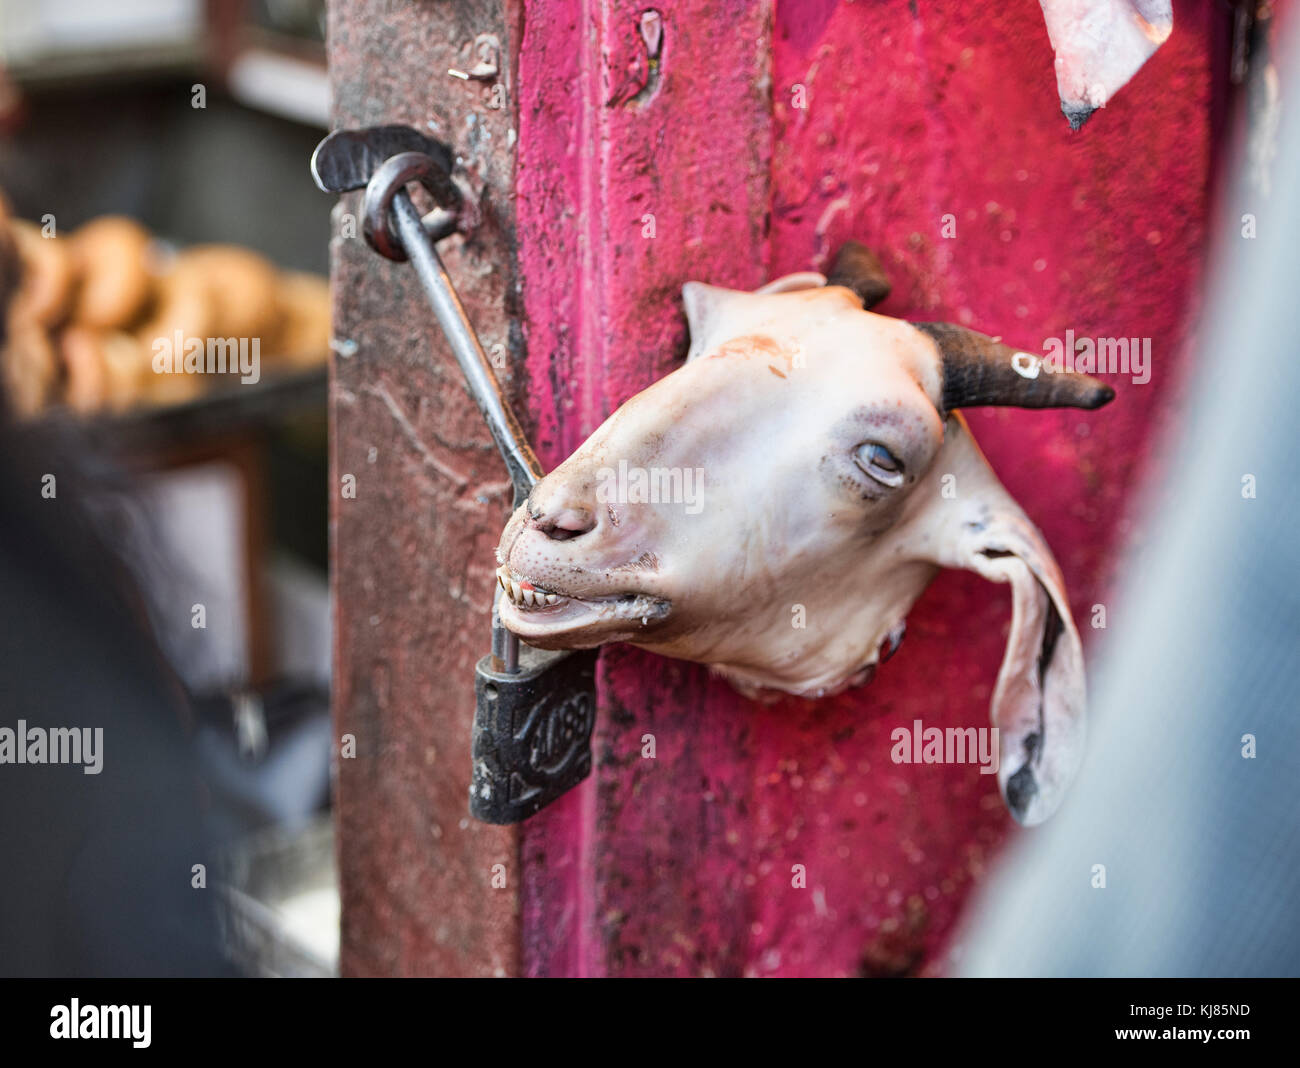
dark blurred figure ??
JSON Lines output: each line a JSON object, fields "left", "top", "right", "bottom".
{"left": 0, "top": 211, "right": 233, "bottom": 976}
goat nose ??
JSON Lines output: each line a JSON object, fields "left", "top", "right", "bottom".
{"left": 527, "top": 501, "right": 597, "bottom": 541}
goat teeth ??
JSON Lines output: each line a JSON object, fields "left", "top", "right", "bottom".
{"left": 497, "top": 568, "right": 564, "bottom": 608}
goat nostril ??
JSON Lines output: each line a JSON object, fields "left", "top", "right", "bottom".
{"left": 532, "top": 507, "right": 595, "bottom": 541}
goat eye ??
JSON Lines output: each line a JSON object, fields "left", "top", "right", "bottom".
{"left": 854, "top": 442, "right": 905, "bottom": 487}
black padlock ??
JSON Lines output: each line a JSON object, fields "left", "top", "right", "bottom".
{"left": 470, "top": 643, "right": 598, "bottom": 823}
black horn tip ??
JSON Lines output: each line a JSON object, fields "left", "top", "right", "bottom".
{"left": 826, "top": 240, "right": 891, "bottom": 309}
{"left": 1062, "top": 101, "right": 1096, "bottom": 131}
{"left": 1085, "top": 382, "right": 1116, "bottom": 409}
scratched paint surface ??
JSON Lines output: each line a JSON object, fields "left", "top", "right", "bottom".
{"left": 513, "top": 0, "right": 1213, "bottom": 976}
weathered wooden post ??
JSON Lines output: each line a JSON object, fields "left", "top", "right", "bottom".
{"left": 328, "top": 0, "right": 526, "bottom": 976}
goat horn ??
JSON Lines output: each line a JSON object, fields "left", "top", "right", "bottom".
{"left": 826, "top": 241, "right": 891, "bottom": 309}
{"left": 912, "top": 321, "right": 1116, "bottom": 412}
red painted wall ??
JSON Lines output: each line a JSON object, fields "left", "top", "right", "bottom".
{"left": 511, "top": 0, "right": 1215, "bottom": 976}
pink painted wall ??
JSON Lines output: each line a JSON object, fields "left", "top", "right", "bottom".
{"left": 510, "top": 0, "right": 1216, "bottom": 976}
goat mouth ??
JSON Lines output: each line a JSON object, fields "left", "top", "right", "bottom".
{"left": 495, "top": 565, "right": 670, "bottom": 630}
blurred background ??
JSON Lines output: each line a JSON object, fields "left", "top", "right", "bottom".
{"left": 0, "top": 0, "right": 336, "bottom": 976}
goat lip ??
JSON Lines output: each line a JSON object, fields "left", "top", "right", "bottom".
{"left": 498, "top": 595, "right": 673, "bottom": 645}
{"left": 495, "top": 564, "right": 671, "bottom": 638}
{"left": 495, "top": 564, "right": 664, "bottom": 615}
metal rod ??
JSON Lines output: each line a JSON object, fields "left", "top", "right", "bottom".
{"left": 391, "top": 191, "right": 529, "bottom": 673}
{"left": 391, "top": 192, "right": 543, "bottom": 508}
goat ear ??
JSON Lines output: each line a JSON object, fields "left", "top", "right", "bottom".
{"left": 916, "top": 417, "right": 1087, "bottom": 826}
{"left": 681, "top": 282, "right": 756, "bottom": 361}
{"left": 683, "top": 272, "right": 833, "bottom": 361}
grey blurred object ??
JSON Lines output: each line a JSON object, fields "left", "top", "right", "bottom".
{"left": 218, "top": 816, "right": 338, "bottom": 977}
{"left": 956, "top": 20, "right": 1300, "bottom": 979}
{"left": 193, "top": 677, "right": 332, "bottom": 843}
{"left": 81, "top": 464, "right": 333, "bottom": 841}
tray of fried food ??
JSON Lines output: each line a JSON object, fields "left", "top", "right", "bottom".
{"left": 0, "top": 202, "right": 329, "bottom": 421}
